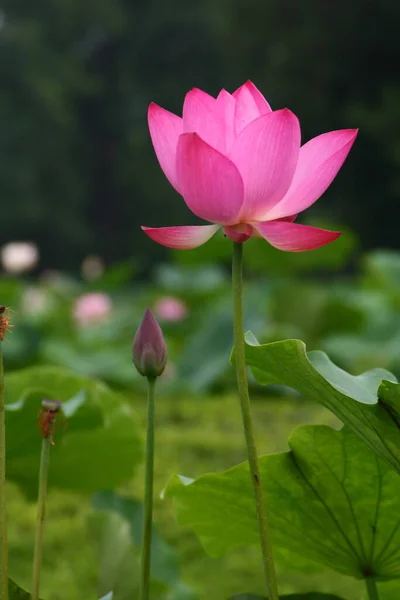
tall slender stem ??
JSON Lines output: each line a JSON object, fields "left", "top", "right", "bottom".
{"left": 31, "top": 429, "right": 54, "bottom": 600}
{"left": 0, "top": 342, "right": 8, "bottom": 600}
{"left": 232, "top": 241, "right": 279, "bottom": 600}
{"left": 139, "top": 376, "right": 156, "bottom": 600}
{"left": 365, "top": 578, "right": 379, "bottom": 600}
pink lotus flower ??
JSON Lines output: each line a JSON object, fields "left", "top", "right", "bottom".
{"left": 154, "top": 296, "right": 188, "bottom": 322}
{"left": 143, "top": 81, "right": 357, "bottom": 251}
{"left": 73, "top": 292, "right": 112, "bottom": 326}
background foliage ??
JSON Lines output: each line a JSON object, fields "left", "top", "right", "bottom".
{"left": 3, "top": 239, "right": 400, "bottom": 599}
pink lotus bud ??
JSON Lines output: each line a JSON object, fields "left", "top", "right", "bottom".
{"left": 132, "top": 308, "right": 167, "bottom": 378}
{"left": 154, "top": 296, "right": 188, "bottom": 322}
{"left": 73, "top": 292, "right": 112, "bottom": 326}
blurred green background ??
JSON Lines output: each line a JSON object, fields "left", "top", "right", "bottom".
{"left": 2, "top": 1, "right": 400, "bottom": 599}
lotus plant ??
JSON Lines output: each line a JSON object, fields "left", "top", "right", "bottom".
{"left": 142, "top": 81, "right": 357, "bottom": 600}
{"left": 132, "top": 309, "right": 167, "bottom": 600}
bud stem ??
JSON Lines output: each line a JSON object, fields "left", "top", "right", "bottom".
{"left": 31, "top": 416, "right": 57, "bottom": 600}
{"left": 232, "top": 241, "right": 279, "bottom": 600}
{"left": 365, "top": 578, "right": 379, "bottom": 600}
{"left": 139, "top": 376, "right": 156, "bottom": 600}
{"left": 0, "top": 342, "right": 8, "bottom": 600}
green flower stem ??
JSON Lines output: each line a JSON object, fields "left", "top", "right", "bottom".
{"left": 365, "top": 578, "right": 379, "bottom": 600}
{"left": 0, "top": 343, "right": 8, "bottom": 600}
{"left": 31, "top": 425, "right": 55, "bottom": 600}
{"left": 139, "top": 376, "right": 156, "bottom": 600}
{"left": 232, "top": 241, "right": 279, "bottom": 600}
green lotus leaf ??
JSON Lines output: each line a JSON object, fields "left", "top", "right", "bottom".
{"left": 165, "top": 426, "right": 400, "bottom": 583}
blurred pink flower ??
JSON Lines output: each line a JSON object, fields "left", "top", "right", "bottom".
{"left": 73, "top": 292, "right": 112, "bottom": 326}
{"left": 154, "top": 296, "right": 188, "bottom": 322}
{"left": 21, "top": 286, "right": 52, "bottom": 317}
{"left": 143, "top": 81, "right": 357, "bottom": 252}
{"left": 1, "top": 241, "right": 39, "bottom": 274}
{"left": 81, "top": 255, "right": 105, "bottom": 281}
